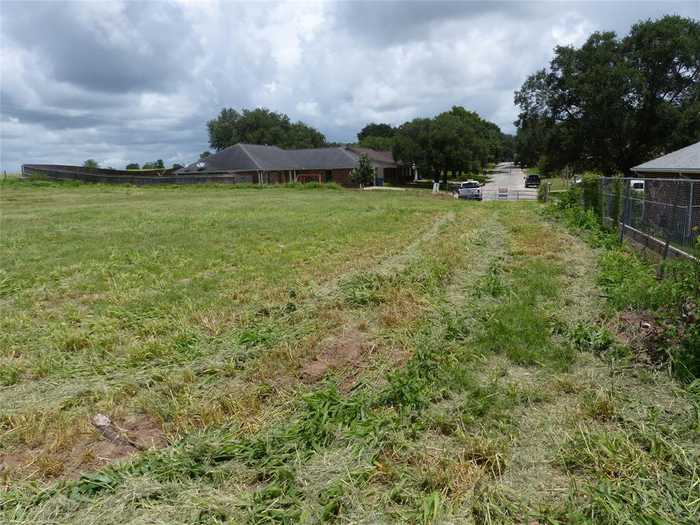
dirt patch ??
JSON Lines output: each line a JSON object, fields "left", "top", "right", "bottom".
{"left": 300, "top": 328, "right": 372, "bottom": 388}
{"left": 614, "top": 310, "right": 667, "bottom": 365}
{"left": 0, "top": 414, "right": 166, "bottom": 482}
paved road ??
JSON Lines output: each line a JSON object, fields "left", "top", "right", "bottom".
{"left": 482, "top": 162, "right": 537, "bottom": 201}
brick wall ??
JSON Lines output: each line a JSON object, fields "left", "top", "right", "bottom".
{"left": 331, "top": 169, "right": 353, "bottom": 186}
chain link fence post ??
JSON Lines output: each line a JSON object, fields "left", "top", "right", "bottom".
{"left": 688, "top": 180, "right": 695, "bottom": 245}
{"left": 620, "top": 179, "right": 630, "bottom": 243}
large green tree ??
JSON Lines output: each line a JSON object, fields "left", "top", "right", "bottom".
{"left": 392, "top": 106, "right": 507, "bottom": 182}
{"left": 207, "top": 107, "right": 327, "bottom": 151}
{"left": 514, "top": 15, "right": 700, "bottom": 174}
{"left": 392, "top": 117, "right": 434, "bottom": 178}
{"left": 356, "top": 123, "right": 397, "bottom": 151}
{"left": 142, "top": 159, "right": 165, "bottom": 169}
{"left": 358, "top": 135, "right": 395, "bottom": 151}
{"left": 357, "top": 123, "right": 395, "bottom": 142}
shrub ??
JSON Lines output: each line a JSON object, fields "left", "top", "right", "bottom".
{"left": 352, "top": 154, "right": 375, "bottom": 186}
{"left": 579, "top": 172, "right": 601, "bottom": 215}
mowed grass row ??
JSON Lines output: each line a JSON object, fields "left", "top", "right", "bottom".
{"left": 1, "top": 181, "right": 697, "bottom": 524}
{"left": 0, "top": 181, "right": 471, "bottom": 479}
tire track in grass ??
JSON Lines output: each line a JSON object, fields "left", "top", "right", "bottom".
{"left": 338, "top": 203, "right": 599, "bottom": 523}
{"left": 329, "top": 208, "right": 514, "bottom": 524}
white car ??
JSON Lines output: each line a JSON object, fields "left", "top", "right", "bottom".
{"left": 453, "top": 180, "right": 483, "bottom": 200}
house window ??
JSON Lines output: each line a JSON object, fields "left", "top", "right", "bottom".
{"left": 324, "top": 170, "right": 333, "bottom": 182}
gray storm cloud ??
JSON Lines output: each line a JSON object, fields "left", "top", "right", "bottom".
{"left": 1, "top": 0, "right": 697, "bottom": 171}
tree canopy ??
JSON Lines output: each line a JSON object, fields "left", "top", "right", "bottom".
{"left": 356, "top": 123, "right": 399, "bottom": 151}
{"left": 125, "top": 163, "right": 140, "bottom": 170}
{"left": 83, "top": 159, "right": 99, "bottom": 169}
{"left": 391, "top": 106, "right": 508, "bottom": 182}
{"left": 514, "top": 15, "right": 700, "bottom": 175}
{"left": 142, "top": 159, "right": 165, "bottom": 169}
{"left": 207, "top": 108, "right": 327, "bottom": 151}
{"left": 357, "top": 123, "right": 395, "bottom": 141}
{"left": 358, "top": 135, "right": 395, "bottom": 151}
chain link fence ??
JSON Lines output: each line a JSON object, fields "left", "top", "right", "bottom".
{"left": 600, "top": 176, "right": 699, "bottom": 257}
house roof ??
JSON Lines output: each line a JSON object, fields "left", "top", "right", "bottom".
{"left": 631, "top": 141, "right": 700, "bottom": 174}
{"left": 238, "top": 143, "right": 295, "bottom": 170}
{"left": 179, "top": 143, "right": 362, "bottom": 174}
{"left": 346, "top": 147, "right": 399, "bottom": 166}
{"left": 287, "top": 148, "right": 357, "bottom": 170}
{"left": 193, "top": 144, "right": 259, "bottom": 172}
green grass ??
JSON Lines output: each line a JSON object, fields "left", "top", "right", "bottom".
{"left": 541, "top": 177, "right": 571, "bottom": 191}
{"left": 1, "top": 179, "right": 697, "bottom": 524}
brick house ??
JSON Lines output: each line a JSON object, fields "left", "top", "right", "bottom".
{"left": 178, "top": 143, "right": 411, "bottom": 186}
{"left": 345, "top": 146, "right": 413, "bottom": 185}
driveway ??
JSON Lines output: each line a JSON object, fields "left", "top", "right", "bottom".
{"left": 482, "top": 162, "right": 537, "bottom": 201}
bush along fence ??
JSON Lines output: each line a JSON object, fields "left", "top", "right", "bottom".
{"left": 557, "top": 174, "right": 699, "bottom": 261}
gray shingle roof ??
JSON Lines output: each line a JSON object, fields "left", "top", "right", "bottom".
{"left": 179, "top": 143, "right": 361, "bottom": 173}
{"left": 631, "top": 141, "right": 700, "bottom": 174}
{"left": 287, "top": 148, "right": 357, "bottom": 170}
{"left": 180, "top": 144, "right": 258, "bottom": 173}
{"left": 238, "top": 143, "right": 295, "bottom": 170}
{"left": 346, "top": 147, "right": 399, "bottom": 165}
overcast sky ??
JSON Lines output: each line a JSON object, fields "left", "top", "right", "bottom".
{"left": 1, "top": 1, "right": 697, "bottom": 171}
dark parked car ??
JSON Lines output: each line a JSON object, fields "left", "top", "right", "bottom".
{"left": 525, "top": 174, "right": 541, "bottom": 188}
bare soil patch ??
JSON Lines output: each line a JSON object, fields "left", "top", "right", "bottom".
{"left": 613, "top": 310, "right": 667, "bottom": 365}
{"left": 300, "top": 328, "right": 372, "bottom": 388}
{"left": 0, "top": 414, "right": 166, "bottom": 482}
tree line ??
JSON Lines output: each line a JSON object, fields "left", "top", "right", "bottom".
{"left": 205, "top": 106, "right": 513, "bottom": 182}
{"left": 83, "top": 159, "right": 184, "bottom": 170}
{"left": 355, "top": 108, "right": 513, "bottom": 183}
{"left": 515, "top": 15, "right": 700, "bottom": 175}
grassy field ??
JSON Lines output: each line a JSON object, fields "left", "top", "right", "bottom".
{"left": 1, "top": 181, "right": 697, "bottom": 524}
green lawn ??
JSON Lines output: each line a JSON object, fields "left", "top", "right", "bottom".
{"left": 1, "top": 181, "right": 696, "bottom": 524}
{"left": 541, "top": 177, "right": 572, "bottom": 191}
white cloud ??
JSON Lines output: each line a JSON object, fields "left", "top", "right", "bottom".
{"left": 1, "top": 0, "right": 697, "bottom": 171}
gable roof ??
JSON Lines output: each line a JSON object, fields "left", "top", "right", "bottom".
{"left": 179, "top": 143, "right": 359, "bottom": 173}
{"left": 191, "top": 144, "right": 259, "bottom": 172}
{"left": 287, "top": 147, "right": 357, "bottom": 170}
{"left": 346, "top": 147, "right": 399, "bottom": 166}
{"left": 238, "top": 143, "right": 294, "bottom": 170}
{"left": 631, "top": 141, "right": 700, "bottom": 174}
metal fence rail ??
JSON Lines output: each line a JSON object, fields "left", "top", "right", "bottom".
{"left": 599, "top": 176, "right": 699, "bottom": 257}
{"left": 481, "top": 189, "right": 538, "bottom": 201}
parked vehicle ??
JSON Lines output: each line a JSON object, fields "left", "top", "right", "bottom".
{"left": 453, "top": 180, "right": 483, "bottom": 200}
{"left": 525, "top": 174, "right": 541, "bottom": 188}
